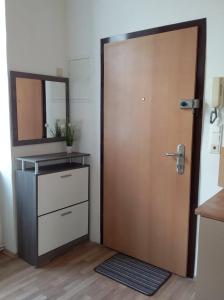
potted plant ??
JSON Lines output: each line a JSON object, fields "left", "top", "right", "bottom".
{"left": 65, "top": 122, "right": 75, "bottom": 153}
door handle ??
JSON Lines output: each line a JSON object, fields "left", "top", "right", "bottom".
{"left": 61, "top": 211, "right": 72, "bottom": 217}
{"left": 164, "top": 152, "right": 179, "bottom": 157}
{"left": 60, "top": 174, "right": 72, "bottom": 179}
{"left": 163, "top": 144, "right": 185, "bottom": 175}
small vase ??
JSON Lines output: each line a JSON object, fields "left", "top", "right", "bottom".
{"left": 66, "top": 146, "right": 73, "bottom": 154}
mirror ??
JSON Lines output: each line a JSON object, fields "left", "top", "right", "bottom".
{"left": 10, "top": 71, "right": 69, "bottom": 146}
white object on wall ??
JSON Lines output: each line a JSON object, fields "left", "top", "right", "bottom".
{"left": 209, "top": 78, "right": 224, "bottom": 125}
{"left": 208, "top": 78, "right": 224, "bottom": 154}
{"left": 211, "top": 78, "right": 224, "bottom": 108}
{"left": 209, "top": 122, "right": 222, "bottom": 154}
{"left": 69, "top": 57, "right": 91, "bottom": 102}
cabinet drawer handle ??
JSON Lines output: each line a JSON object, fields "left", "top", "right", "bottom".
{"left": 60, "top": 174, "right": 72, "bottom": 179}
{"left": 61, "top": 211, "right": 72, "bottom": 217}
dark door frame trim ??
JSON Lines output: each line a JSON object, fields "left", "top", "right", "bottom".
{"left": 100, "top": 18, "right": 206, "bottom": 278}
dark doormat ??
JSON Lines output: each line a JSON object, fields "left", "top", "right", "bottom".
{"left": 95, "top": 253, "right": 171, "bottom": 296}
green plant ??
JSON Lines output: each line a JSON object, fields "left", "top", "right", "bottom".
{"left": 49, "top": 120, "right": 63, "bottom": 138}
{"left": 65, "top": 123, "right": 75, "bottom": 146}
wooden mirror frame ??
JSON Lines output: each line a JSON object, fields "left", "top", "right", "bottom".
{"left": 10, "top": 71, "right": 69, "bottom": 146}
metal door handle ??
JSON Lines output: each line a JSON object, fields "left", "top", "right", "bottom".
{"left": 60, "top": 174, "right": 72, "bottom": 179}
{"left": 61, "top": 211, "right": 72, "bottom": 217}
{"left": 164, "top": 152, "right": 179, "bottom": 157}
{"left": 163, "top": 144, "right": 185, "bottom": 175}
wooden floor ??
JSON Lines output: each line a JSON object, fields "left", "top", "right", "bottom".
{"left": 0, "top": 242, "right": 195, "bottom": 300}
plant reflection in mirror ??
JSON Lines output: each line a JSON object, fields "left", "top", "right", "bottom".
{"left": 47, "top": 119, "right": 64, "bottom": 138}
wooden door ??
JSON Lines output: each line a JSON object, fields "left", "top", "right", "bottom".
{"left": 16, "top": 78, "right": 43, "bottom": 140}
{"left": 103, "top": 27, "right": 199, "bottom": 276}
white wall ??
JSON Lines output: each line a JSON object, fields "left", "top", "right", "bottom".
{"left": 3, "top": 0, "right": 68, "bottom": 252}
{"left": 66, "top": 0, "right": 224, "bottom": 243}
{"left": 0, "top": 0, "right": 13, "bottom": 251}
{"left": 66, "top": 0, "right": 98, "bottom": 241}
{"left": 6, "top": 0, "right": 68, "bottom": 76}
{"left": 0, "top": 221, "right": 2, "bottom": 249}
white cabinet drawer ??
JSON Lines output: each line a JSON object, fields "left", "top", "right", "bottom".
{"left": 38, "top": 202, "right": 88, "bottom": 256}
{"left": 38, "top": 167, "right": 88, "bottom": 216}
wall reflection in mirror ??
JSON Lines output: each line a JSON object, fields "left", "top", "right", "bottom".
{"left": 45, "top": 81, "right": 66, "bottom": 138}
{"left": 11, "top": 72, "right": 69, "bottom": 146}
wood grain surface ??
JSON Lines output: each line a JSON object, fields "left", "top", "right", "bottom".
{"left": 195, "top": 189, "right": 224, "bottom": 222}
{"left": 0, "top": 242, "right": 195, "bottom": 300}
{"left": 103, "top": 27, "right": 198, "bottom": 276}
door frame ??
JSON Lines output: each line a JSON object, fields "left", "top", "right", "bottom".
{"left": 100, "top": 18, "right": 206, "bottom": 278}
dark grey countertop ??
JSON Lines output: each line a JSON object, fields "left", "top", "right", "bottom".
{"left": 16, "top": 152, "right": 90, "bottom": 163}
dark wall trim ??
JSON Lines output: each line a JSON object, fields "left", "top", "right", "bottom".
{"left": 100, "top": 18, "right": 206, "bottom": 278}
{"left": 187, "top": 19, "right": 206, "bottom": 277}
{"left": 41, "top": 81, "right": 47, "bottom": 138}
{"left": 10, "top": 71, "right": 69, "bottom": 83}
{"left": 10, "top": 71, "right": 70, "bottom": 146}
